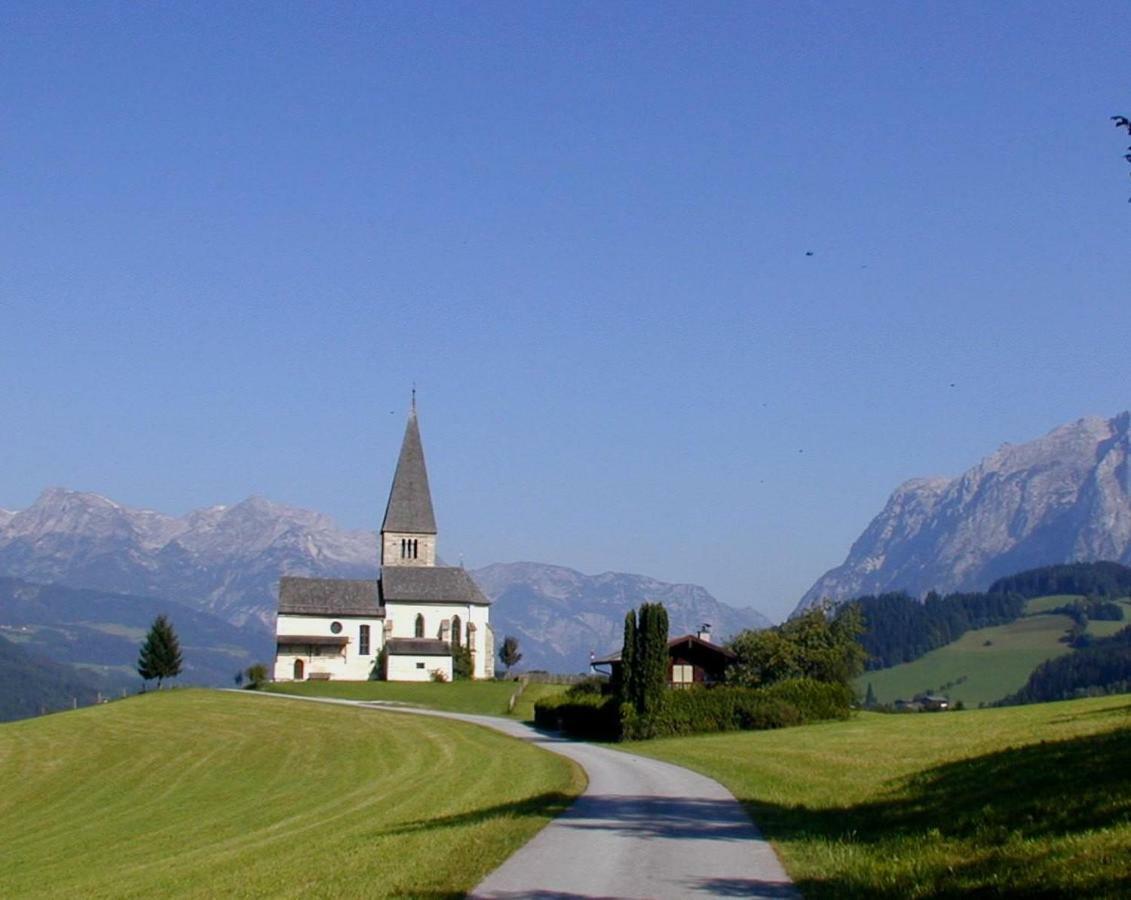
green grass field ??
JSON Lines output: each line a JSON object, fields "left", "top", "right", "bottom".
{"left": 857, "top": 613, "right": 1076, "bottom": 706}
{"left": 265, "top": 679, "right": 569, "bottom": 719}
{"left": 0, "top": 689, "right": 584, "bottom": 898}
{"left": 627, "top": 694, "right": 1131, "bottom": 898}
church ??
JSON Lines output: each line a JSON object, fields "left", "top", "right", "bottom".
{"left": 273, "top": 405, "right": 494, "bottom": 682}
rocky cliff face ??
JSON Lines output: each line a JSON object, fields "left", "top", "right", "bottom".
{"left": 798, "top": 412, "right": 1131, "bottom": 611}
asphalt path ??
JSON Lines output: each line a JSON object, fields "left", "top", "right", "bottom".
{"left": 248, "top": 692, "right": 799, "bottom": 899}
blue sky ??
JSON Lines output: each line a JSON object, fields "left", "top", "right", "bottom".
{"left": 3, "top": 2, "right": 1130, "bottom": 620}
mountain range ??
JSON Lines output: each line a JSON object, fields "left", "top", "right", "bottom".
{"left": 799, "top": 412, "right": 1131, "bottom": 611}
{"left": 0, "top": 488, "right": 769, "bottom": 676}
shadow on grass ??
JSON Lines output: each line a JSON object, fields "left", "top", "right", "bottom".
{"left": 384, "top": 791, "right": 759, "bottom": 842}
{"left": 745, "top": 726, "right": 1131, "bottom": 898}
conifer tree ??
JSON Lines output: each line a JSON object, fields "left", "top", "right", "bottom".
{"left": 137, "top": 614, "right": 183, "bottom": 689}
{"left": 618, "top": 608, "right": 638, "bottom": 707}
{"left": 864, "top": 682, "right": 877, "bottom": 708}
{"left": 638, "top": 602, "right": 669, "bottom": 716}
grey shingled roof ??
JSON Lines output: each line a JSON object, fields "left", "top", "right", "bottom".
{"left": 277, "top": 576, "right": 383, "bottom": 617}
{"left": 380, "top": 566, "right": 491, "bottom": 605}
{"left": 381, "top": 411, "right": 437, "bottom": 535}
{"left": 386, "top": 637, "right": 451, "bottom": 657}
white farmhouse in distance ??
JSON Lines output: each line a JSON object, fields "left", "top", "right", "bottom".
{"left": 273, "top": 404, "right": 493, "bottom": 682}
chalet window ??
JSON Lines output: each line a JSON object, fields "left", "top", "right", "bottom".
{"left": 672, "top": 664, "right": 694, "bottom": 685}
{"left": 451, "top": 615, "right": 462, "bottom": 648}
{"left": 359, "top": 624, "right": 370, "bottom": 656}
{"left": 414, "top": 614, "right": 425, "bottom": 638}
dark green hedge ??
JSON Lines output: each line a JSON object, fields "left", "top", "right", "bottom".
{"left": 532, "top": 691, "right": 620, "bottom": 739}
{"left": 534, "top": 677, "right": 853, "bottom": 741}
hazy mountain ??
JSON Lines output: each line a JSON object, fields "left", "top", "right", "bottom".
{"left": 798, "top": 412, "right": 1131, "bottom": 612}
{"left": 0, "top": 489, "right": 378, "bottom": 629}
{"left": 473, "top": 561, "right": 772, "bottom": 673}
{"left": 0, "top": 489, "right": 770, "bottom": 674}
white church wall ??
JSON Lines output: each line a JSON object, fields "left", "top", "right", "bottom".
{"left": 387, "top": 654, "right": 452, "bottom": 682}
{"left": 384, "top": 601, "right": 493, "bottom": 679}
{"left": 274, "top": 613, "right": 385, "bottom": 681}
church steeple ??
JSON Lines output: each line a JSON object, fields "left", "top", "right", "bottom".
{"left": 381, "top": 403, "right": 438, "bottom": 567}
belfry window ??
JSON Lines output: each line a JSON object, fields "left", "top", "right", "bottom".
{"left": 414, "top": 614, "right": 425, "bottom": 638}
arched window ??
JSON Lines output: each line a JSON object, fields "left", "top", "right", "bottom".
{"left": 414, "top": 614, "right": 425, "bottom": 638}
{"left": 451, "top": 615, "right": 461, "bottom": 648}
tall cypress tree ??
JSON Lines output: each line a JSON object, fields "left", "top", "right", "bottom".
{"left": 137, "top": 614, "right": 184, "bottom": 689}
{"left": 638, "top": 602, "right": 669, "bottom": 716}
{"left": 619, "top": 609, "right": 638, "bottom": 707}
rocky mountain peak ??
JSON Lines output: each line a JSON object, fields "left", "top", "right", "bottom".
{"left": 797, "top": 411, "right": 1131, "bottom": 612}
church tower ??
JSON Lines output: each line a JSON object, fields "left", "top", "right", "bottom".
{"left": 380, "top": 404, "right": 438, "bottom": 567}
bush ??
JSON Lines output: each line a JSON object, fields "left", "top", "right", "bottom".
{"left": 533, "top": 691, "right": 620, "bottom": 739}
{"left": 757, "top": 678, "right": 854, "bottom": 721}
{"left": 244, "top": 663, "right": 269, "bottom": 690}
{"left": 621, "top": 687, "right": 803, "bottom": 740}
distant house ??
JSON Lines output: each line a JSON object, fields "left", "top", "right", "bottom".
{"left": 894, "top": 693, "right": 950, "bottom": 712}
{"left": 273, "top": 403, "right": 493, "bottom": 682}
{"left": 591, "top": 626, "right": 736, "bottom": 687}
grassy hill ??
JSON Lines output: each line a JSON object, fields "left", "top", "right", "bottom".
{"left": 627, "top": 694, "right": 1131, "bottom": 898}
{"left": 856, "top": 596, "right": 1131, "bottom": 706}
{"left": 266, "top": 678, "right": 570, "bottom": 720}
{"left": 0, "top": 689, "right": 583, "bottom": 897}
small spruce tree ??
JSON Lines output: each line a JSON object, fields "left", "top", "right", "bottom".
{"left": 864, "top": 682, "right": 877, "bottom": 708}
{"left": 137, "top": 614, "right": 183, "bottom": 689}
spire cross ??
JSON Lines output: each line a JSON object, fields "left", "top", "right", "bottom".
{"left": 411, "top": 383, "right": 416, "bottom": 413}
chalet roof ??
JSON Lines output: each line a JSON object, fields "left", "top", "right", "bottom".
{"left": 591, "top": 634, "right": 736, "bottom": 666}
{"left": 386, "top": 637, "right": 451, "bottom": 657}
{"left": 380, "top": 566, "right": 490, "bottom": 606}
{"left": 381, "top": 410, "right": 437, "bottom": 535}
{"left": 277, "top": 576, "right": 383, "bottom": 617}
{"left": 276, "top": 634, "right": 349, "bottom": 646}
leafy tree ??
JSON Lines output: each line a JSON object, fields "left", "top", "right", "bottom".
{"left": 136, "top": 614, "right": 183, "bottom": 689}
{"left": 452, "top": 645, "right": 473, "bottom": 680}
{"left": 370, "top": 645, "right": 387, "bottom": 681}
{"left": 499, "top": 635, "right": 522, "bottom": 676}
{"left": 728, "top": 603, "right": 865, "bottom": 689}
{"left": 244, "top": 663, "right": 269, "bottom": 689}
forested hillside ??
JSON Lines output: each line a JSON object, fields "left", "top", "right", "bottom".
{"left": 847, "top": 590, "right": 1027, "bottom": 670}
{"left": 988, "top": 561, "right": 1131, "bottom": 599}
{"left": 1004, "top": 625, "right": 1131, "bottom": 704}
{"left": 0, "top": 635, "right": 101, "bottom": 721}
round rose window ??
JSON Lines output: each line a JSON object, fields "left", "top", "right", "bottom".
{"left": 330, "top": 621, "right": 343, "bottom": 634}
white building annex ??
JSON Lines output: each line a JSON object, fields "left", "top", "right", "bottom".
{"left": 273, "top": 405, "right": 493, "bottom": 682}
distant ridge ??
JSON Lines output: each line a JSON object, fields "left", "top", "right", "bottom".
{"left": 0, "top": 490, "right": 770, "bottom": 673}
{"left": 798, "top": 412, "right": 1131, "bottom": 612}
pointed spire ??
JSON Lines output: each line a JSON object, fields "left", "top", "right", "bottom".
{"left": 381, "top": 403, "right": 437, "bottom": 535}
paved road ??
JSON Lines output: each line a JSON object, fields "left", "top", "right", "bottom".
{"left": 250, "top": 693, "right": 798, "bottom": 899}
